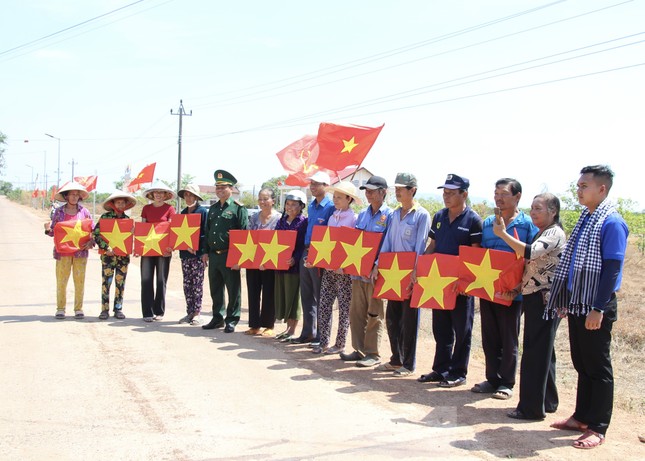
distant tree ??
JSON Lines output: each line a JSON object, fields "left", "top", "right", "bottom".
{"left": 261, "top": 175, "right": 288, "bottom": 203}
{"left": 240, "top": 191, "right": 257, "bottom": 208}
{"left": 0, "top": 131, "right": 6, "bottom": 174}
{"left": 0, "top": 180, "right": 12, "bottom": 196}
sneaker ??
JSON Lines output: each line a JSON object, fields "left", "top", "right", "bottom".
{"left": 340, "top": 351, "right": 364, "bottom": 361}
{"left": 143, "top": 317, "right": 154, "bottom": 323}
{"left": 356, "top": 355, "right": 381, "bottom": 368}
{"left": 178, "top": 315, "right": 192, "bottom": 324}
{"left": 376, "top": 362, "right": 399, "bottom": 372}
{"left": 55, "top": 310, "right": 65, "bottom": 319}
{"left": 324, "top": 345, "right": 344, "bottom": 355}
{"left": 98, "top": 310, "right": 109, "bottom": 320}
{"left": 189, "top": 316, "right": 203, "bottom": 325}
{"left": 114, "top": 310, "right": 126, "bottom": 320}
{"left": 74, "top": 311, "right": 85, "bottom": 320}
{"left": 393, "top": 367, "right": 413, "bottom": 377}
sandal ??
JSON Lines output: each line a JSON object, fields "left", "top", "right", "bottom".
{"left": 573, "top": 430, "right": 605, "bottom": 449}
{"left": 550, "top": 416, "right": 588, "bottom": 432}
{"left": 114, "top": 310, "right": 126, "bottom": 320}
{"left": 492, "top": 386, "right": 513, "bottom": 400}
{"left": 99, "top": 310, "right": 109, "bottom": 320}
{"left": 470, "top": 381, "right": 496, "bottom": 394}
{"left": 244, "top": 328, "right": 261, "bottom": 336}
{"left": 260, "top": 328, "right": 274, "bottom": 337}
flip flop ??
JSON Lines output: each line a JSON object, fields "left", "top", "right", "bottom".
{"left": 550, "top": 416, "right": 588, "bottom": 432}
{"left": 470, "top": 381, "right": 496, "bottom": 393}
{"left": 573, "top": 430, "right": 605, "bottom": 449}
{"left": 492, "top": 386, "right": 513, "bottom": 400}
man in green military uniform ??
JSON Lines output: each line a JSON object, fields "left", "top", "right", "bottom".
{"left": 202, "top": 169, "right": 249, "bottom": 333}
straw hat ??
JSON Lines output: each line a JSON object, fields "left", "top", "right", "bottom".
{"left": 143, "top": 182, "right": 177, "bottom": 201}
{"left": 178, "top": 184, "right": 204, "bottom": 202}
{"left": 326, "top": 180, "right": 363, "bottom": 206}
{"left": 54, "top": 181, "right": 89, "bottom": 202}
{"left": 102, "top": 190, "right": 137, "bottom": 212}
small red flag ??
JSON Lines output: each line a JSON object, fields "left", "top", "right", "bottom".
{"left": 74, "top": 175, "right": 98, "bottom": 192}
{"left": 458, "top": 246, "right": 524, "bottom": 306}
{"left": 128, "top": 163, "right": 156, "bottom": 192}
{"left": 168, "top": 214, "right": 201, "bottom": 251}
{"left": 316, "top": 122, "right": 384, "bottom": 171}
{"left": 32, "top": 188, "right": 39, "bottom": 198}
{"left": 373, "top": 252, "right": 417, "bottom": 301}
{"left": 133, "top": 221, "right": 170, "bottom": 256}
{"left": 411, "top": 254, "right": 460, "bottom": 309}
{"left": 53, "top": 219, "right": 93, "bottom": 254}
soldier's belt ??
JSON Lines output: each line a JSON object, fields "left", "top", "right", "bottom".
{"left": 212, "top": 249, "right": 228, "bottom": 255}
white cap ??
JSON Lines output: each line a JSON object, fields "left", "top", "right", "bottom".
{"left": 307, "top": 171, "right": 331, "bottom": 185}
{"left": 284, "top": 190, "right": 307, "bottom": 206}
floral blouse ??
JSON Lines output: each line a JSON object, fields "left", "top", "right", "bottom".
{"left": 521, "top": 224, "right": 566, "bottom": 295}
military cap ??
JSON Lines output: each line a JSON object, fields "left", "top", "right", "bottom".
{"left": 214, "top": 169, "right": 237, "bottom": 186}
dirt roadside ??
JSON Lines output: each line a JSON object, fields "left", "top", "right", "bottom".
{"left": 0, "top": 196, "right": 643, "bottom": 460}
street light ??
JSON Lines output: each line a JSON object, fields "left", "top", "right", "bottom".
{"left": 44, "top": 133, "right": 60, "bottom": 189}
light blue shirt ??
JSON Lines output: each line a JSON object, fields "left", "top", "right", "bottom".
{"left": 379, "top": 202, "right": 430, "bottom": 257}
{"left": 353, "top": 203, "right": 393, "bottom": 281}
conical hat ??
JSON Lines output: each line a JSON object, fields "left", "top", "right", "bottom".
{"left": 143, "top": 182, "right": 176, "bottom": 201}
{"left": 102, "top": 190, "right": 137, "bottom": 212}
{"left": 54, "top": 181, "right": 89, "bottom": 202}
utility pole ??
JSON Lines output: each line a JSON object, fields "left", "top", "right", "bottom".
{"left": 69, "top": 159, "right": 78, "bottom": 180}
{"left": 171, "top": 100, "right": 192, "bottom": 210}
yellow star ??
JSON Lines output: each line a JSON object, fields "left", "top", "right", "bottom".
{"left": 464, "top": 250, "right": 502, "bottom": 300}
{"left": 170, "top": 216, "right": 198, "bottom": 249}
{"left": 60, "top": 220, "right": 90, "bottom": 249}
{"left": 259, "top": 232, "right": 290, "bottom": 267}
{"left": 310, "top": 227, "right": 336, "bottom": 266}
{"left": 340, "top": 136, "right": 358, "bottom": 154}
{"left": 101, "top": 220, "right": 131, "bottom": 254}
{"left": 234, "top": 232, "right": 257, "bottom": 265}
{"left": 340, "top": 232, "right": 372, "bottom": 274}
{"left": 416, "top": 258, "right": 458, "bottom": 308}
{"left": 377, "top": 254, "right": 412, "bottom": 298}
{"left": 135, "top": 225, "right": 165, "bottom": 255}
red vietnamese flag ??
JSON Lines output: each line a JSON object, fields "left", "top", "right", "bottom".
{"left": 411, "top": 254, "right": 460, "bottom": 309}
{"left": 128, "top": 163, "right": 156, "bottom": 193}
{"left": 458, "top": 246, "right": 524, "bottom": 306}
{"left": 373, "top": 252, "right": 416, "bottom": 301}
{"left": 74, "top": 175, "right": 98, "bottom": 192}
{"left": 256, "top": 230, "right": 297, "bottom": 270}
{"left": 227, "top": 230, "right": 259, "bottom": 268}
{"left": 336, "top": 227, "right": 382, "bottom": 277}
{"left": 53, "top": 219, "right": 93, "bottom": 254}
{"left": 133, "top": 221, "right": 170, "bottom": 256}
{"left": 316, "top": 122, "right": 384, "bottom": 171}
{"left": 169, "top": 214, "right": 201, "bottom": 251}
{"left": 99, "top": 219, "right": 134, "bottom": 256}
{"left": 306, "top": 226, "right": 342, "bottom": 270}
{"left": 275, "top": 135, "right": 355, "bottom": 186}
{"left": 32, "top": 188, "right": 39, "bottom": 198}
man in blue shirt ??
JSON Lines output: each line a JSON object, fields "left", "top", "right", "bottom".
{"left": 291, "top": 171, "right": 335, "bottom": 344}
{"left": 417, "top": 174, "right": 482, "bottom": 388}
{"left": 340, "top": 175, "right": 392, "bottom": 368}
{"left": 471, "top": 178, "right": 538, "bottom": 400}
{"left": 547, "top": 165, "right": 628, "bottom": 449}
{"left": 373, "top": 172, "right": 430, "bottom": 377}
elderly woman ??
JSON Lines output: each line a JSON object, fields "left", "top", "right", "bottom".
{"left": 274, "top": 190, "right": 308, "bottom": 341}
{"left": 140, "top": 182, "right": 176, "bottom": 322}
{"left": 45, "top": 181, "right": 94, "bottom": 319}
{"left": 312, "top": 181, "right": 360, "bottom": 355}
{"left": 93, "top": 190, "right": 137, "bottom": 320}
{"left": 245, "top": 188, "right": 281, "bottom": 336}
{"left": 493, "top": 192, "right": 566, "bottom": 420}
{"left": 177, "top": 184, "right": 209, "bottom": 325}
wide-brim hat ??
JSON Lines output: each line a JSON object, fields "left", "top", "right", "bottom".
{"left": 102, "top": 190, "right": 137, "bottom": 212}
{"left": 54, "top": 181, "right": 89, "bottom": 202}
{"left": 326, "top": 180, "right": 363, "bottom": 206}
{"left": 143, "top": 182, "right": 177, "bottom": 201}
{"left": 178, "top": 183, "right": 204, "bottom": 202}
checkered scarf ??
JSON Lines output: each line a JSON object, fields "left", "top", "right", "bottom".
{"left": 545, "top": 198, "right": 616, "bottom": 319}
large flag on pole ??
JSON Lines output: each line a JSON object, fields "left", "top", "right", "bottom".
{"left": 74, "top": 175, "right": 98, "bottom": 192}
{"left": 128, "top": 163, "right": 156, "bottom": 193}
{"left": 316, "top": 122, "right": 384, "bottom": 171}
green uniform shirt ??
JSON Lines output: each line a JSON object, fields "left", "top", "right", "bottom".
{"left": 205, "top": 198, "right": 249, "bottom": 251}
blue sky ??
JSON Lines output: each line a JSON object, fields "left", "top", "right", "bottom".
{"left": 2, "top": 0, "right": 644, "bottom": 209}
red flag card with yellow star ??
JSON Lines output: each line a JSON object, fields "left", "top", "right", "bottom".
{"left": 99, "top": 219, "right": 134, "bottom": 256}
{"left": 169, "top": 214, "right": 201, "bottom": 251}
{"left": 226, "top": 230, "right": 259, "bottom": 268}
{"left": 133, "top": 222, "right": 170, "bottom": 256}
{"left": 54, "top": 219, "right": 93, "bottom": 254}
{"left": 458, "top": 246, "right": 524, "bottom": 306}
{"left": 373, "top": 252, "right": 417, "bottom": 301}
{"left": 306, "top": 225, "right": 340, "bottom": 270}
{"left": 256, "top": 230, "right": 297, "bottom": 270}
{"left": 316, "top": 123, "right": 384, "bottom": 171}
{"left": 411, "top": 254, "right": 460, "bottom": 309}
{"left": 336, "top": 227, "right": 383, "bottom": 277}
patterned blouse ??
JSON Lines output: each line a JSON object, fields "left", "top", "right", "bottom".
{"left": 521, "top": 224, "right": 566, "bottom": 295}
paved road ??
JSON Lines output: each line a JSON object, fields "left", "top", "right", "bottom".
{"left": 0, "top": 196, "right": 641, "bottom": 460}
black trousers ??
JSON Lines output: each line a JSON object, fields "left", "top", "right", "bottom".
{"left": 431, "top": 295, "right": 474, "bottom": 379}
{"left": 385, "top": 299, "right": 419, "bottom": 371}
{"left": 516, "top": 291, "right": 559, "bottom": 419}
{"left": 246, "top": 268, "right": 276, "bottom": 329}
{"left": 479, "top": 298, "right": 522, "bottom": 389}
{"left": 569, "top": 294, "right": 617, "bottom": 435}
{"left": 140, "top": 255, "right": 171, "bottom": 318}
